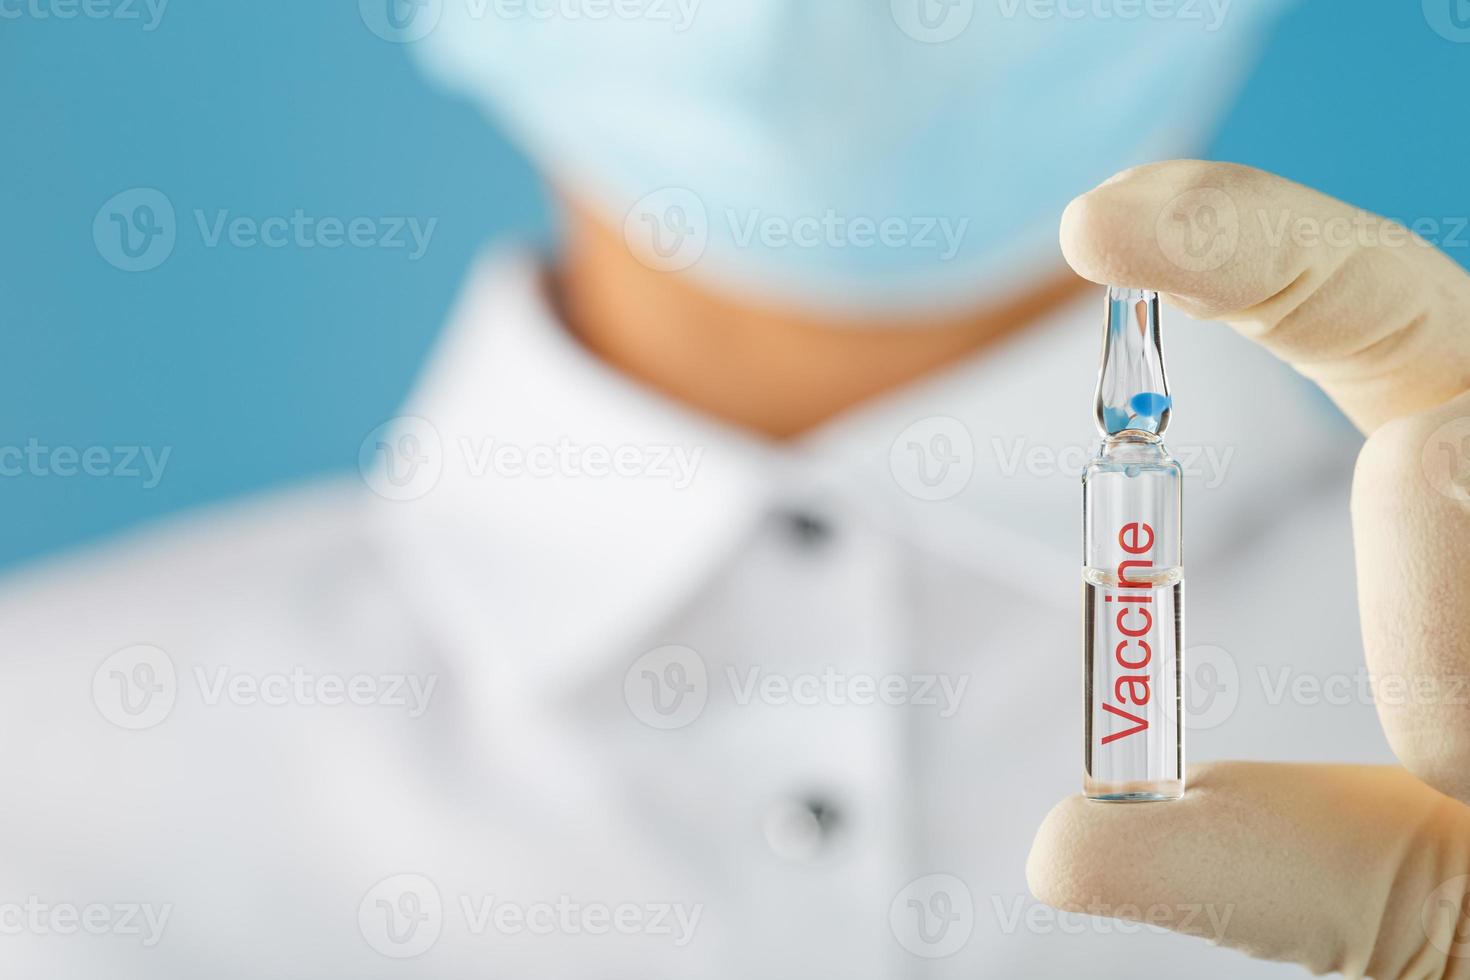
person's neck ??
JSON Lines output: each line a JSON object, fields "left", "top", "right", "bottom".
{"left": 552, "top": 202, "right": 1086, "bottom": 439}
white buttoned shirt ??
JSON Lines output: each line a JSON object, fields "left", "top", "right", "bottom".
{"left": 0, "top": 254, "right": 1389, "bottom": 978}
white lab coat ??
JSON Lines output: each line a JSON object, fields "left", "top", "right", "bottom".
{"left": 0, "top": 254, "right": 1391, "bottom": 978}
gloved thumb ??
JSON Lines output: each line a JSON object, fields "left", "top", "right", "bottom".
{"left": 1027, "top": 762, "right": 1470, "bottom": 979}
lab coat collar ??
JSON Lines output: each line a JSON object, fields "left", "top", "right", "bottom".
{"left": 372, "top": 252, "right": 778, "bottom": 698}
{"left": 371, "top": 252, "right": 1355, "bottom": 697}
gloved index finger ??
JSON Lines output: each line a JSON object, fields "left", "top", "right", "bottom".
{"left": 1059, "top": 160, "right": 1470, "bottom": 434}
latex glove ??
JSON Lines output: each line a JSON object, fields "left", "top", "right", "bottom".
{"left": 1027, "top": 161, "right": 1470, "bottom": 979}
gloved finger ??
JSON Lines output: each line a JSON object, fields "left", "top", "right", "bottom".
{"left": 1352, "top": 387, "right": 1470, "bottom": 803}
{"left": 1027, "top": 762, "right": 1470, "bottom": 980}
{"left": 1059, "top": 160, "right": 1470, "bottom": 434}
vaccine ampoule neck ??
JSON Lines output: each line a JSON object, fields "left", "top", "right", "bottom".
{"left": 1095, "top": 287, "right": 1172, "bottom": 440}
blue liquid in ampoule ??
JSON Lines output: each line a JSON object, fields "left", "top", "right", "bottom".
{"left": 1096, "top": 288, "right": 1171, "bottom": 437}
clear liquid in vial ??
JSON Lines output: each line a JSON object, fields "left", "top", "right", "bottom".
{"left": 1083, "top": 564, "right": 1183, "bottom": 801}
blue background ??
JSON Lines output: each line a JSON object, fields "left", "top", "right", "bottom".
{"left": 3, "top": 1, "right": 1467, "bottom": 570}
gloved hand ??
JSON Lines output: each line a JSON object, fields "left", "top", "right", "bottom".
{"left": 1027, "top": 161, "right": 1470, "bottom": 979}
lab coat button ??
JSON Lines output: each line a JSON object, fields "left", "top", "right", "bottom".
{"left": 763, "top": 796, "right": 840, "bottom": 861}
{"left": 782, "top": 510, "right": 832, "bottom": 548}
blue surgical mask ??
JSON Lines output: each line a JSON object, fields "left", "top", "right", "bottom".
{"left": 412, "top": 0, "right": 1290, "bottom": 316}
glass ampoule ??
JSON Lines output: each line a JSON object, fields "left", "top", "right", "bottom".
{"left": 1081, "top": 286, "right": 1184, "bottom": 802}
